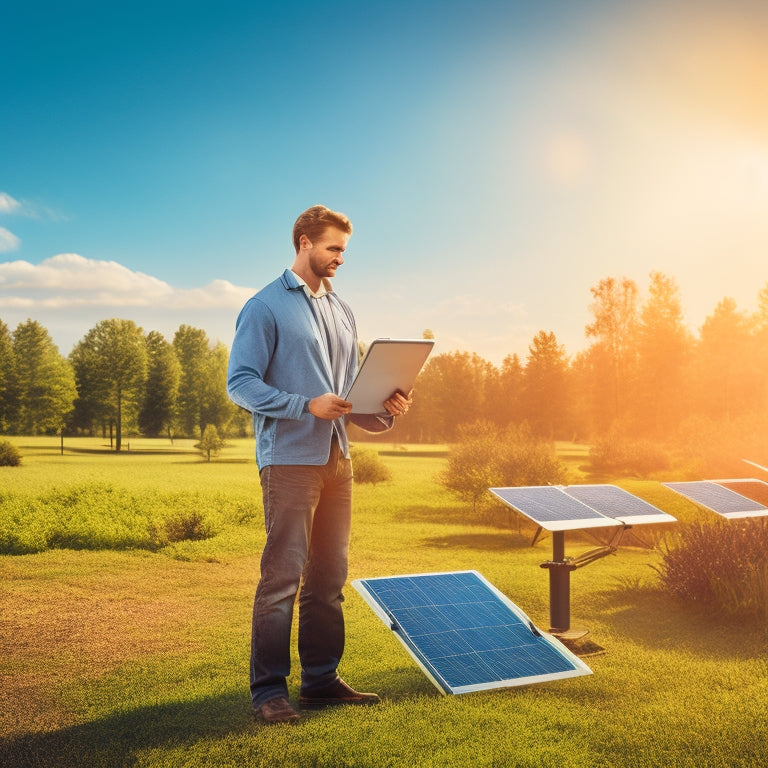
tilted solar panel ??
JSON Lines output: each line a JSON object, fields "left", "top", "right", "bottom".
{"left": 663, "top": 481, "right": 768, "bottom": 519}
{"left": 353, "top": 571, "right": 591, "bottom": 695}
{"left": 563, "top": 484, "right": 676, "bottom": 525}
{"left": 715, "top": 479, "right": 768, "bottom": 508}
{"left": 488, "top": 486, "right": 621, "bottom": 531}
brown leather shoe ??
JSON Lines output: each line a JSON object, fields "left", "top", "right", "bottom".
{"left": 257, "top": 696, "right": 300, "bottom": 724}
{"left": 300, "top": 678, "right": 381, "bottom": 708}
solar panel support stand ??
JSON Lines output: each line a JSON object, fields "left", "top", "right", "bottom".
{"left": 540, "top": 531, "right": 590, "bottom": 641}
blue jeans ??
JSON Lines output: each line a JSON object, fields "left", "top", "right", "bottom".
{"left": 251, "top": 439, "right": 353, "bottom": 707}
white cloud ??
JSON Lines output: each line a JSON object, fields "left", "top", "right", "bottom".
{"left": 0, "top": 253, "right": 255, "bottom": 309}
{"left": 0, "top": 227, "right": 21, "bottom": 253}
{"left": 0, "top": 192, "right": 21, "bottom": 214}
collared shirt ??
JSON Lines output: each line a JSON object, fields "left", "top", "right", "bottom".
{"left": 291, "top": 269, "right": 353, "bottom": 398}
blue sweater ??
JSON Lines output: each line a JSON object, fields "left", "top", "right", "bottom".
{"left": 227, "top": 269, "right": 391, "bottom": 467}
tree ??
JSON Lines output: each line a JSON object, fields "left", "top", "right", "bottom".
{"left": 522, "top": 331, "right": 571, "bottom": 439}
{"left": 0, "top": 319, "right": 15, "bottom": 433}
{"left": 584, "top": 276, "right": 639, "bottom": 431}
{"left": 138, "top": 331, "right": 180, "bottom": 438}
{"left": 195, "top": 423, "right": 225, "bottom": 462}
{"left": 487, "top": 353, "right": 524, "bottom": 429}
{"left": 70, "top": 319, "right": 147, "bottom": 450}
{"left": 173, "top": 325, "right": 210, "bottom": 437}
{"left": 692, "top": 298, "right": 758, "bottom": 421}
{"left": 200, "top": 341, "right": 237, "bottom": 436}
{"left": 635, "top": 272, "right": 693, "bottom": 435}
{"left": 10, "top": 320, "right": 76, "bottom": 434}
{"left": 406, "top": 351, "right": 496, "bottom": 442}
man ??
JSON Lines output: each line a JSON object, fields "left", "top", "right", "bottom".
{"left": 227, "top": 205, "right": 411, "bottom": 724}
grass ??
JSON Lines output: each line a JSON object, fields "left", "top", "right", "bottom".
{"left": 1, "top": 437, "right": 767, "bottom": 767}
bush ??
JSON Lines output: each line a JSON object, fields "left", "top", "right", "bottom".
{"left": 0, "top": 440, "right": 22, "bottom": 467}
{"left": 442, "top": 421, "right": 567, "bottom": 512}
{"left": 163, "top": 510, "right": 215, "bottom": 543}
{"left": 654, "top": 519, "right": 768, "bottom": 621}
{"left": 350, "top": 445, "right": 392, "bottom": 485}
{"left": 590, "top": 427, "right": 671, "bottom": 477}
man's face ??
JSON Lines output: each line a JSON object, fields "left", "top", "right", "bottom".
{"left": 305, "top": 227, "right": 350, "bottom": 280}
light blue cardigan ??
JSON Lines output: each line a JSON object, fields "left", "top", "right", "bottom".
{"left": 227, "top": 269, "right": 391, "bottom": 468}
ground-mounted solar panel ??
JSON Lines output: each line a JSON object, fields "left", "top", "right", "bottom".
{"left": 716, "top": 479, "right": 768, "bottom": 507}
{"left": 663, "top": 481, "right": 768, "bottom": 519}
{"left": 488, "top": 486, "right": 621, "bottom": 531}
{"left": 563, "top": 484, "right": 677, "bottom": 525}
{"left": 352, "top": 570, "right": 592, "bottom": 695}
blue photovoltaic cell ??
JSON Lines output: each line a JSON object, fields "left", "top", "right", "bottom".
{"left": 564, "top": 485, "right": 676, "bottom": 525}
{"left": 664, "top": 481, "right": 768, "bottom": 519}
{"left": 489, "top": 486, "right": 619, "bottom": 531}
{"left": 353, "top": 571, "right": 591, "bottom": 694}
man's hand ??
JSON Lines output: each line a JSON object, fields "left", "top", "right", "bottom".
{"left": 383, "top": 389, "right": 413, "bottom": 417}
{"left": 309, "top": 393, "right": 353, "bottom": 420}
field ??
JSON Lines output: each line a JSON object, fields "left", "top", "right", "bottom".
{"left": 1, "top": 437, "right": 766, "bottom": 768}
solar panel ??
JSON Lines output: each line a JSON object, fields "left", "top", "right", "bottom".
{"left": 663, "top": 481, "right": 768, "bottom": 519}
{"left": 353, "top": 570, "right": 592, "bottom": 695}
{"left": 563, "top": 484, "right": 677, "bottom": 525}
{"left": 488, "top": 486, "right": 621, "bottom": 531}
{"left": 716, "top": 479, "right": 768, "bottom": 507}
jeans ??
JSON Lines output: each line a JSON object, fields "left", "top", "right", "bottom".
{"left": 250, "top": 439, "right": 353, "bottom": 707}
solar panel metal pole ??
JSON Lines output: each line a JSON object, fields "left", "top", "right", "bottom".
{"left": 540, "top": 531, "right": 578, "bottom": 634}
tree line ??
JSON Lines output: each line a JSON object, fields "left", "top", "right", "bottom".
{"left": 355, "top": 272, "right": 768, "bottom": 460}
{"left": 0, "top": 318, "right": 248, "bottom": 449}
{"left": 2, "top": 271, "right": 767, "bottom": 454}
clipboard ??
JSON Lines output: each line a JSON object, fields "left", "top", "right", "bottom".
{"left": 345, "top": 338, "right": 435, "bottom": 415}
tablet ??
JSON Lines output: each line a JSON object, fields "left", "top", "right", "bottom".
{"left": 345, "top": 338, "right": 435, "bottom": 415}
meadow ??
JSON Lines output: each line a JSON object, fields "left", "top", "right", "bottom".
{"left": 1, "top": 437, "right": 766, "bottom": 768}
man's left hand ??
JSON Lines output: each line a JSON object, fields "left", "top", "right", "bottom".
{"left": 383, "top": 390, "right": 413, "bottom": 417}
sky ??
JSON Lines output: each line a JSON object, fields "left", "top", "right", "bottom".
{"left": 2, "top": 0, "right": 768, "bottom": 365}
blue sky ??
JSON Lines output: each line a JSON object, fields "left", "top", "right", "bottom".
{"left": 2, "top": 0, "right": 767, "bottom": 364}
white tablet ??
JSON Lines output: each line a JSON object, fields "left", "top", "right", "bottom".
{"left": 345, "top": 338, "right": 435, "bottom": 415}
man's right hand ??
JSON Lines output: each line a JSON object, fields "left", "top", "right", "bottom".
{"left": 308, "top": 393, "right": 353, "bottom": 420}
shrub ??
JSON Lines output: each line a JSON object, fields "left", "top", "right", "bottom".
{"left": 654, "top": 519, "right": 768, "bottom": 622}
{"left": 350, "top": 445, "right": 392, "bottom": 485}
{"left": 0, "top": 440, "right": 22, "bottom": 467}
{"left": 590, "top": 427, "right": 671, "bottom": 477}
{"left": 163, "top": 510, "right": 215, "bottom": 543}
{"left": 442, "top": 421, "right": 567, "bottom": 512}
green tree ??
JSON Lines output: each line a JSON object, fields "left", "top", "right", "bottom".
{"left": 138, "top": 331, "right": 180, "bottom": 438}
{"left": 0, "top": 319, "right": 15, "bottom": 433}
{"left": 70, "top": 319, "right": 147, "bottom": 450}
{"left": 200, "top": 341, "right": 237, "bottom": 436}
{"left": 522, "top": 331, "right": 571, "bottom": 439}
{"left": 173, "top": 325, "right": 210, "bottom": 437}
{"left": 195, "top": 423, "right": 225, "bottom": 462}
{"left": 407, "top": 351, "right": 496, "bottom": 442}
{"left": 10, "top": 320, "right": 76, "bottom": 434}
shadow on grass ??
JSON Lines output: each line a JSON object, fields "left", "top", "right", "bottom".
{"left": 420, "top": 531, "right": 533, "bottom": 551}
{"left": 592, "top": 584, "right": 768, "bottom": 659}
{"left": 0, "top": 691, "right": 254, "bottom": 768}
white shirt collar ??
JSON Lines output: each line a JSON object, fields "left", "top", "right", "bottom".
{"left": 291, "top": 269, "right": 331, "bottom": 298}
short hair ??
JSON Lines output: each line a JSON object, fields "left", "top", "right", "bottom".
{"left": 292, "top": 205, "right": 353, "bottom": 253}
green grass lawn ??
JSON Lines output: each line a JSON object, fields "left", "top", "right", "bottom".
{"left": 1, "top": 437, "right": 766, "bottom": 768}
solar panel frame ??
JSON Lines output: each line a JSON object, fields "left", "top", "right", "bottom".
{"left": 488, "top": 485, "right": 622, "bottom": 531}
{"left": 353, "top": 570, "right": 592, "bottom": 695}
{"left": 663, "top": 481, "right": 768, "bottom": 519}
{"left": 563, "top": 484, "right": 677, "bottom": 526}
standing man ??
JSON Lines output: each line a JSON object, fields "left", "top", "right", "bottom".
{"left": 227, "top": 205, "right": 412, "bottom": 724}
